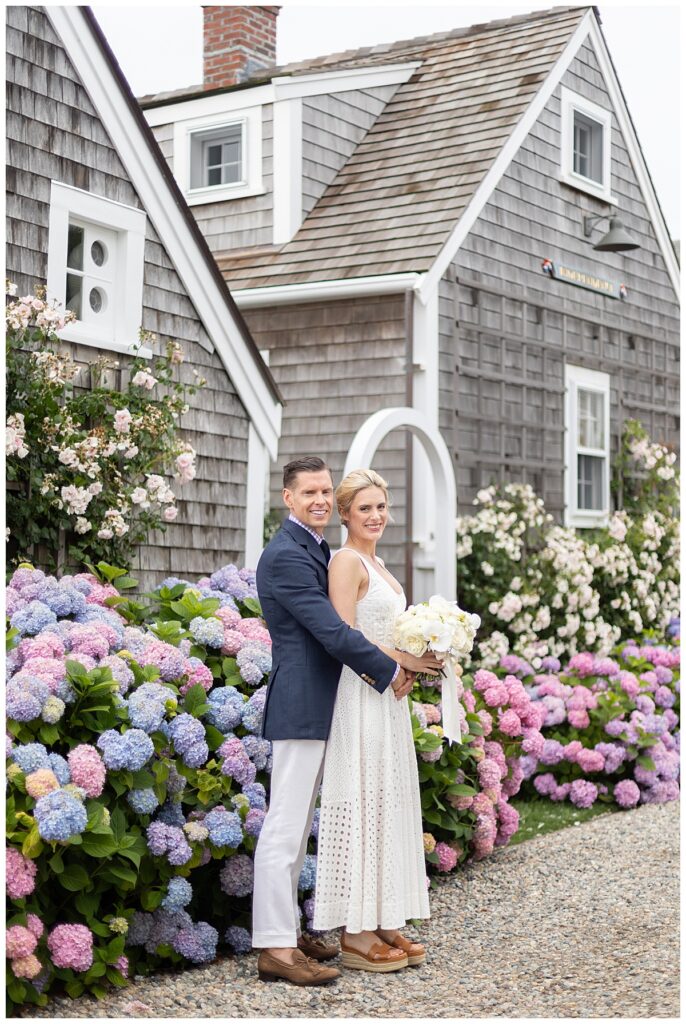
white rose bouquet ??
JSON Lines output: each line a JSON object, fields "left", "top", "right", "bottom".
{"left": 394, "top": 595, "right": 481, "bottom": 744}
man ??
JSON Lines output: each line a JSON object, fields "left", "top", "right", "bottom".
{"left": 252, "top": 456, "right": 436, "bottom": 986}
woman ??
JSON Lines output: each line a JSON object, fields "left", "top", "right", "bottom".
{"left": 312, "top": 469, "right": 431, "bottom": 972}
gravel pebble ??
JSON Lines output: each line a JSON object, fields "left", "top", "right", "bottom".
{"left": 22, "top": 800, "right": 679, "bottom": 1018}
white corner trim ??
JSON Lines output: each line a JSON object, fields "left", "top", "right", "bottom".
{"left": 412, "top": 288, "right": 439, "bottom": 429}
{"left": 47, "top": 6, "right": 281, "bottom": 459}
{"left": 244, "top": 422, "right": 269, "bottom": 568}
{"left": 232, "top": 273, "right": 424, "bottom": 308}
{"left": 587, "top": 18, "right": 680, "bottom": 297}
{"left": 272, "top": 96, "right": 303, "bottom": 244}
{"left": 271, "top": 61, "right": 422, "bottom": 100}
{"left": 419, "top": 10, "right": 595, "bottom": 303}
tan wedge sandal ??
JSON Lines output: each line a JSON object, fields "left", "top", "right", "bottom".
{"left": 340, "top": 936, "right": 408, "bottom": 972}
{"left": 378, "top": 931, "right": 426, "bottom": 966}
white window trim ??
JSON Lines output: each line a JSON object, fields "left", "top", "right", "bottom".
{"left": 46, "top": 181, "right": 149, "bottom": 357}
{"left": 564, "top": 363, "right": 611, "bottom": 528}
{"left": 173, "top": 106, "right": 263, "bottom": 206}
{"left": 559, "top": 86, "right": 617, "bottom": 204}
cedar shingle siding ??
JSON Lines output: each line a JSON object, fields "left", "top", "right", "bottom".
{"left": 445, "top": 40, "right": 679, "bottom": 514}
{"left": 6, "top": 6, "right": 252, "bottom": 589}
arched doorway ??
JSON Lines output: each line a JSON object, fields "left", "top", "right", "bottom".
{"left": 343, "top": 407, "right": 456, "bottom": 601}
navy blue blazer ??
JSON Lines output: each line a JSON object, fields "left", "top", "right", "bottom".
{"left": 255, "top": 518, "right": 398, "bottom": 740}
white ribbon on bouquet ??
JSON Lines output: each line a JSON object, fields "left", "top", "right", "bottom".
{"left": 440, "top": 657, "right": 463, "bottom": 745}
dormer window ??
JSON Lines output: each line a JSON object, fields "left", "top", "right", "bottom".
{"left": 560, "top": 87, "right": 616, "bottom": 204}
{"left": 172, "top": 106, "right": 264, "bottom": 206}
{"left": 190, "top": 122, "right": 244, "bottom": 190}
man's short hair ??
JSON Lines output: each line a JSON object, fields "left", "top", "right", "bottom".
{"left": 283, "top": 456, "right": 332, "bottom": 490}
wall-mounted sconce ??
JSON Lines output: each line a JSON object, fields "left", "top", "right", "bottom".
{"left": 583, "top": 214, "right": 640, "bottom": 252}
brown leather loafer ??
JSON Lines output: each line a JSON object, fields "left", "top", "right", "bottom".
{"left": 379, "top": 931, "right": 427, "bottom": 966}
{"left": 340, "top": 937, "right": 408, "bottom": 973}
{"left": 298, "top": 933, "right": 339, "bottom": 961}
{"left": 257, "top": 948, "right": 340, "bottom": 985}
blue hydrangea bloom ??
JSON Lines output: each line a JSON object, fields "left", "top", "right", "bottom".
{"left": 156, "top": 799, "right": 185, "bottom": 827}
{"left": 209, "top": 565, "right": 255, "bottom": 600}
{"left": 34, "top": 789, "right": 88, "bottom": 840}
{"left": 97, "top": 729, "right": 154, "bottom": 771}
{"left": 206, "top": 686, "right": 245, "bottom": 732}
{"left": 298, "top": 853, "right": 317, "bottom": 892}
{"left": 47, "top": 753, "right": 71, "bottom": 786}
{"left": 241, "top": 735, "right": 271, "bottom": 770}
{"left": 241, "top": 687, "right": 266, "bottom": 734}
{"left": 224, "top": 925, "right": 252, "bottom": 954}
{"left": 204, "top": 807, "right": 243, "bottom": 848}
{"left": 128, "top": 682, "right": 174, "bottom": 733}
{"left": 189, "top": 616, "right": 224, "bottom": 648}
{"left": 169, "top": 714, "right": 207, "bottom": 768}
{"left": 161, "top": 876, "right": 193, "bottom": 912}
{"left": 182, "top": 742, "right": 209, "bottom": 769}
{"left": 166, "top": 764, "right": 187, "bottom": 795}
{"left": 241, "top": 782, "right": 267, "bottom": 810}
{"left": 310, "top": 807, "right": 320, "bottom": 839}
{"left": 12, "top": 742, "right": 50, "bottom": 774}
{"left": 127, "top": 788, "right": 160, "bottom": 815}
{"left": 10, "top": 600, "right": 58, "bottom": 635}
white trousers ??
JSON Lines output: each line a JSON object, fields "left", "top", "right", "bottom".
{"left": 251, "top": 738, "right": 326, "bottom": 948}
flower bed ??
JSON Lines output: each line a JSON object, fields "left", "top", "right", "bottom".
{"left": 5, "top": 561, "right": 546, "bottom": 1010}
{"left": 488, "top": 647, "right": 680, "bottom": 810}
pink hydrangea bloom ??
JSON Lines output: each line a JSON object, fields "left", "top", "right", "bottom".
{"left": 563, "top": 740, "right": 583, "bottom": 762}
{"left": 575, "top": 748, "right": 605, "bottom": 773}
{"left": 521, "top": 728, "right": 545, "bottom": 757}
{"left": 115, "top": 955, "right": 129, "bottom": 978}
{"left": 26, "top": 914, "right": 44, "bottom": 938}
{"left": 7, "top": 925, "right": 38, "bottom": 959}
{"left": 423, "top": 703, "right": 442, "bottom": 725}
{"left": 235, "top": 618, "right": 272, "bottom": 647}
{"left": 448, "top": 793, "right": 474, "bottom": 810}
{"left": 221, "top": 630, "right": 244, "bottom": 656}
{"left": 484, "top": 740, "right": 507, "bottom": 777}
{"left": 462, "top": 689, "right": 476, "bottom": 713}
{"left": 67, "top": 625, "right": 110, "bottom": 660}
{"left": 568, "top": 708, "right": 591, "bottom": 729}
{"left": 620, "top": 673, "right": 640, "bottom": 698}
{"left": 435, "top": 842, "right": 458, "bottom": 872}
{"left": 473, "top": 669, "right": 498, "bottom": 692}
{"left": 614, "top": 780, "right": 640, "bottom": 807}
{"left": 85, "top": 582, "right": 120, "bottom": 606}
{"left": 179, "top": 660, "right": 214, "bottom": 697}
{"left": 498, "top": 708, "right": 522, "bottom": 737}
{"left": 533, "top": 772, "right": 557, "bottom": 796}
{"left": 568, "top": 652, "right": 595, "bottom": 676}
{"left": 67, "top": 745, "right": 106, "bottom": 798}
{"left": 216, "top": 606, "right": 242, "bottom": 629}
{"left": 47, "top": 923, "right": 94, "bottom": 972}
{"left": 550, "top": 782, "right": 571, "bottom": 801}
{"left": 483, "top": 683, "right": 509, "bottom": 707}
{"left": 18, "top": 634, "right": 65, "bottom": 662}
{"left": 477, "top": 757, "right": 502, "bottom": 789}
{"left": 569, "top": 779, "right": 598, "bottom": 808}
{"left": 6, "top": 847, "right": 37, "bottom": 899}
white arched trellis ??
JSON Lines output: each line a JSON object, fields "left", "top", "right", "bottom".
{"left": 342, "top": 407, "right": 456, "bottom": 600}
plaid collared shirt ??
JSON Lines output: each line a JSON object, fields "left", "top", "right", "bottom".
{"left": 288, "top": 512, "right": 325, "bottom": 545}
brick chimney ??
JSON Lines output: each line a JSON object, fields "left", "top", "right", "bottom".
{"left": 203, "top": 6, "right": 280, "bottom": 90}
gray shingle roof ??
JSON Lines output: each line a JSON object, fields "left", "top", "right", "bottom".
{"left": 215, "top": 5, "right": 588, "bottom": 289}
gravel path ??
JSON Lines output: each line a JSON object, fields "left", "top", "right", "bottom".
{"left": 22, "top": 800, "right": 679, "bottom": 1019}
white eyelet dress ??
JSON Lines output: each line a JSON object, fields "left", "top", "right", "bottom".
{"left": 312, "top": 550, "right": 430, "bottom": 933}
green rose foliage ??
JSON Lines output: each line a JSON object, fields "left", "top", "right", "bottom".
{"left": 5, "top": 286, "right": 205, "bottom": 573}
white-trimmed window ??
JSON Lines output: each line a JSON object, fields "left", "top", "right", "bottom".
{"left": 560, "top": 86, "right": 616, "bottom": 204}
{"left": 46, "top": 181, "right": 148, "bottom": 356}
{"left": 564, "top": 364, "right": 611, "bottom": 528}
{"left": 173, "top": 106, "right": 263, "bottom": 206}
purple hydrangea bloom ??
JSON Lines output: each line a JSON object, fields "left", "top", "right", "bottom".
{"left": 219, "top": 853, "right": 254, "bottom": 896}
{"left": 145, "top": 822, "right": 193, "bottom": 865}
{"left": 210, "top": 565, "right": 255, "bottom": 600}
{"left": 569, "top": 779, "right": 598, "bottom": 808}
{"left": 604, "top": 717, "right": 627, "bottom": 738}
{"left": 206, "top": 686, "right": 245, "bottom": 732}
{"left": 654, "top": 686, "right": 676, "bottom": 709}
{"left": 244, "top": 808, "right": 266, "bottom": 838}
{"left": 172, "top": 921, "right": 218, "bottom": 964}
{"left": 155, "top": 800, "right": 185, "bottom": 826}
{"left": 518, "top": 753, "right": 539, "bottom": 779}
{"left": 224, "top": 925, "right": 252, "bottom": 954}
{"left": 6, "top": 677, "right": 51, "bottom": 722}
{"left": 125, "top": 911, "right": 153, "bottom": 947}
{"left": 594, "top": 742, "right": 625, "bottom": 774}
{"left": 236, "top": 643, "right": 271, "bottom": 685}
{"left": 166, "top": 763, "right": 187, "bottom": 795}
{"left": 219, "top": 737, "right": 257, "bottom": 786}
{"left": 538, "top": 739, "right": 565, "bottom": 766}
{"left": 540, "top": 656, "right": 561, "bottom": 672}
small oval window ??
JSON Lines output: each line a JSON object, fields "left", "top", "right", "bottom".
{"left": 89, "top": 287, "right": 106, "bottom": 314}
{"left": 91, "top": 240, "right": 107, "bottom": 267}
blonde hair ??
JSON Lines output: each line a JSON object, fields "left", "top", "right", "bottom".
{"left": 336, "top": 468, "right": 393, "bottom": 526}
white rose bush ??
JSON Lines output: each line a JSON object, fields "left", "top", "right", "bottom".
{"left": 5, "top": 286, "right": 204, "bottom": 572}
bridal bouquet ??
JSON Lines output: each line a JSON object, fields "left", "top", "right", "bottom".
{"left": 394, "top": 595, "right": 481, "bottom": 744}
